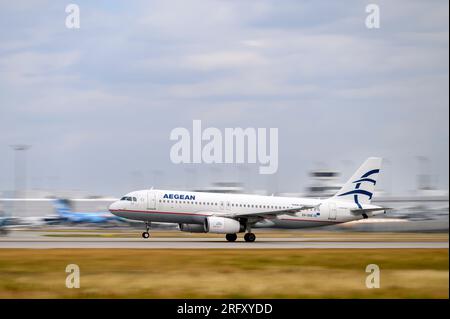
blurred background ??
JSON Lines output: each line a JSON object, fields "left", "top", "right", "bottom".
{"left": 0, "top": 0, "right": 448, "bottom": 233}
{"left": 0, "top": 155, "right": 448, "bottom": 233}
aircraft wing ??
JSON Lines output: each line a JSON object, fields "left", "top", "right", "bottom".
{"left": 214, "top": 205, "right": 320, "bottom": 220}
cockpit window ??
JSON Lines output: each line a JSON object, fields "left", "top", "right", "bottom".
{"left": 120, "top": 196, "right": 133, "bottom": 201}
{"left": 133, "top": 197, "right": 137, "bottom": 202}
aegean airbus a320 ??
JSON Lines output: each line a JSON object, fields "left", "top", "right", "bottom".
{"left": 108, "top": 157, "right": 386, "bottom": 242}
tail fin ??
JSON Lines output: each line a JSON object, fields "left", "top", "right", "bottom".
{"left": 333, "top": 157, "right": 382, "bottom": 208}
{"left": 53, "top": 199, "right": 72, "bottom": 217}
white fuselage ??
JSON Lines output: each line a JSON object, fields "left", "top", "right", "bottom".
{"left": 108, "top": 189, "right": 383, "bottom": 230}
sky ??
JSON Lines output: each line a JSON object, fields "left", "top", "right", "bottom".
{"left": 0, "top": 0, "right": 448, "bottom": 197}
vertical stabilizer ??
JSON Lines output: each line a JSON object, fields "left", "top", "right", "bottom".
{"left": 333, "top": 157, "right": 382, "bottom": 208}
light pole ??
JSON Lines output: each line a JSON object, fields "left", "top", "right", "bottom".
{"left": 10, "top": 145, "right": 31, "bottom": 199}
{"left": 416, "top": 156, "right": 430, "bottom": 191}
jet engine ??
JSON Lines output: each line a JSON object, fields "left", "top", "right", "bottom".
{"left": 179, "top": 223, "right": 206, "bottom": 233}
{"left": 179, "top": 217, "right": 244, "bottom": 234}
{"left": 205, "top": 216, "right": 244, "bottom": 234}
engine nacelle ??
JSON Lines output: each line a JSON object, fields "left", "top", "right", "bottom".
{"left": 206, "top": 216, "right": 244, "bottom": 234}
{"left": 179, "top": 223, "right": 206, "bottom": 233}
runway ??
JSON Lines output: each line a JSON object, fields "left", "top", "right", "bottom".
{"left": 0, "top": 229, "right": 447, "bottom": 249}
{"left": 0, "top": 237, "right": 448, "bottom": 249}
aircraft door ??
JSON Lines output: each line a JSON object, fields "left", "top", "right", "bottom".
{"left": 147, "top": 191, "right": 156, "bottom": 210}
{"left": 138, "top": 196, "right": 146, "bottom": 210}
{"left": 130, "top": 197, "right": 137, "bottom": 208}
{"left": 328, "top": 202, "right": 337, "bottom": 220}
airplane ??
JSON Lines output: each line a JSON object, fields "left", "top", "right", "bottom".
{"left": 48, "top": 199, "right": 123, "bottom": 224}
{"left": 0, "top": 210, "right": 11, "bottom": 235}
{"left": 108, "top": 157, "right": 388, "bottom": 242}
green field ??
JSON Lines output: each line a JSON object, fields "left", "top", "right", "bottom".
{"left": 0, "top": 249, "right": 448, "bottom": 298}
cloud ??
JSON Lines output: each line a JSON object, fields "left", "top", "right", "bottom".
{"left": 0, "top": 0, "right": 448, "bottom": 194}
{"left": 184, "top": 51, "right": 268, "bottom": 71}
{"left": 0, "top": 51, "right": 81, "bottom": 86}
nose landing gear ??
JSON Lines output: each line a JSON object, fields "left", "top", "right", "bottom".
{"left": 142, "top": 221, "right": 151, "bottom": 239}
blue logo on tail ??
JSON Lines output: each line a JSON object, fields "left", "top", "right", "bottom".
{"left": 338, "top": 169, "right": 379, "bottom": 209}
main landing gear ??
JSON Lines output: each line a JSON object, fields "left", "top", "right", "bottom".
{"left": 243, "top": 223, "right": 256, "bottom": 242}
{"left": 244, "top": 232, "right": 256, "bottom": 242}
{"left": 225, "top": 222, "right": 256, "bottom": 242}
{"left": 224, "top": 232, "right": 256, "bottom": 242}
{"left": 142, "top": 221, "right": 151, "bottom": 239}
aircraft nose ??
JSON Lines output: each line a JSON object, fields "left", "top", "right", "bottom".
{"left": 109, "top": 201, "right": 120, "bottom": 212}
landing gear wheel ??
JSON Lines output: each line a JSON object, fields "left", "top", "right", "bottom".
{"left": 226, "top": 233, "right": 237, "bottom": 242}
{"left": 142, "top": 221, "right": 151, "bottom": 239}
{"left": 244, "top": 232, "right": 256, "bottom": 242}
